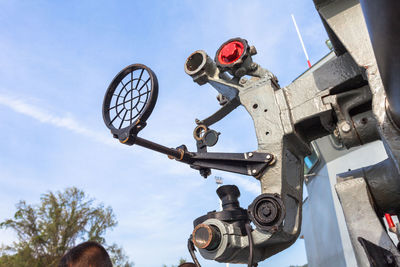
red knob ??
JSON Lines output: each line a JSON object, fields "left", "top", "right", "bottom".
{"left": 218, "top": 41, "right": 244, "bottom": 65}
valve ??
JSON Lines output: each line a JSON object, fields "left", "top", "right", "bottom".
{"left": 217, "top": 40, "right": 245, "bottom": 65}
{"left": 215, "top": 37, "right": 257, "bottom": 78}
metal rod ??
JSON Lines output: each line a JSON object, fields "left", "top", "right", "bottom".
{"left": 360, "top": 0, "right": 400, "bottom": 127}
{"left": 134, "top": 136, "right": 183, "bottom": 159}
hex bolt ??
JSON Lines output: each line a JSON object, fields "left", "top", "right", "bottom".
{"left": 252, "top": 169, "right": 257, "bottom": 174}
{"left": 341, "top": 122, "right": 351, "bottom": 133}
{"left": 239, "top": 78, "right": 248, "bottom": 85}
{"left": 248, "top": 152, "right": 253, "bottom": 157}
{"left": 266, "top": 154, "right": 272, "bottom": 160}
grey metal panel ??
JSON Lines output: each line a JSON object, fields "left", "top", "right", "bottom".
{"left": 302, "top": 138, "right": 389, "bottom": 266}
{"left": 303, "top": 165, "right": 347, "bottom": 267}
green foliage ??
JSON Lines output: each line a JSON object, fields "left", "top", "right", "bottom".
{"left": 162, "top": 257, "right": 187, "bottom": 267}
{"left": 107, "top": 243, "right": 134, "bottom": 267}
{"left": 0, "top": 187, "right": 133, "bottom": 267}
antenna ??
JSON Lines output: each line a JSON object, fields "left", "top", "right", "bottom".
{"left": 215, "top": 176, "right": 223, "bottom": 185}
{"left": 291, "top": 14, "right": 311, "bottom": 68}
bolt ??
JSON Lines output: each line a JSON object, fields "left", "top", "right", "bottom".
{"left": 333, "top": 128, "right": 340, "bottom": 137}
{"left": 266, "top": 154, "right": 272, "bottom": 160}
{"left": 252, "top": 169, "right": 257, "bottom": 174}
{"left": 250, "top": 62, "right": 258, "bottom": 71}
{"left": 341, "top": 122, "right": 351, "bottom": 133}
{"left": 239, "top": 77, "right": 248, "bottom": 85}
{"left": 248, "top": 152, "right": 253, "bottom": 157}
{"left": 249, "top": 46, "right": 257, "bottom": 56}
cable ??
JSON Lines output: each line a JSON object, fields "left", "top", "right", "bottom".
{"left": 245, "top": 223, "right": 257, "bottom": 267}
{"left": 187, "top": 235, "right": 201, "bottom": 267}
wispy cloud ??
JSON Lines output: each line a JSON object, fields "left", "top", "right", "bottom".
{"left": 223, "top": 173, "right": 261, "bottom": 195}
{"left": 0, "top": 93, "right": 114, "bottom": 146}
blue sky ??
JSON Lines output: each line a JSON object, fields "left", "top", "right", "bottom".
{"left": 0, "top": 1, "right": 329, "bottom": 266}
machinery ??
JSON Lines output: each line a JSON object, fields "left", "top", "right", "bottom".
{"left": 101, "top": 0, "right": 400, "bottom": 266}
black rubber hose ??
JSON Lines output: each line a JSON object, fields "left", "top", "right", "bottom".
{"left": 245, "top": 223, "right": 257, "bottom": 267}
{"left": 187, "top": 235, "right": 201, "bottom": 267}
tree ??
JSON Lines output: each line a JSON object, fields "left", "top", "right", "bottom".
{"left": 0, "top": 187, "right": 133, "bottom": 267}
{"left": 162, "top": 258, "right": 187, "bottom": 267}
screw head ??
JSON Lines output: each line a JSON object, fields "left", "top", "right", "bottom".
{"left": 252, "top": 169, "right": 257, "bottom": 174}
{"left": 341, "top": 122, "right": 351, "bottom": 133}
{"left": 266, "top": 154, "right": 272, "bottom": 160}
{"left": 248, "top": 152, "right": 253, "bottom": 157}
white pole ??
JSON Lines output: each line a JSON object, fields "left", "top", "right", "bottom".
{"left": 291, "top": 14, "right": 311, "bottom": 68}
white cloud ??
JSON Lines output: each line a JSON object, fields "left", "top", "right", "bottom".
{"left": 222, "top": 173, "right": 261, "bottom": 196}
{"left": 0, "top": 93, "right": 115, "bottom": 146}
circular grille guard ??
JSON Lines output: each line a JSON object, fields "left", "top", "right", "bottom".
{"left": 102, "top": 64, "right": 158, "bottom": 144}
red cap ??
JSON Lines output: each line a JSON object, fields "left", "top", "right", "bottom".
{"left": 385, "top": 213, "right": 395, "bottom": 228}
{"left": 217, "top": 41, "right": 244, "bottom": 65}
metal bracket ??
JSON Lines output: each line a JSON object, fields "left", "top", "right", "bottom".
{"left": 188, "top": 152, "right": 274, "bottom": 178}
{"left": 195, "top": 97, "right": 241, "bottom": 127}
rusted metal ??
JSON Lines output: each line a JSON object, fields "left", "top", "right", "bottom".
{"left": 192, "top": 224, "right": 221, "bottom": 251}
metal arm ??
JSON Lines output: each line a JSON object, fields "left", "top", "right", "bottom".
{"left": 134, "top": 136, "right": 274, "bottom": 177}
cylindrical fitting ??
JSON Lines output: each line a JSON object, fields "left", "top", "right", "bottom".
{"left": 192, "top": 223, "right": 221, "bottom": 251}
{"left": 216, "top": 185, "right": 240, "bottom": 210}
{"left": 360, "top": 0, "right": 400, "bottom": 127}
{"left": 184, "top": 50, "right": 217, "bottom": 85}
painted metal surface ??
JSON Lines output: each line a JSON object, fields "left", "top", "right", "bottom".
{"left": 303, "top": 138, "right": 389, "bottom": 266}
